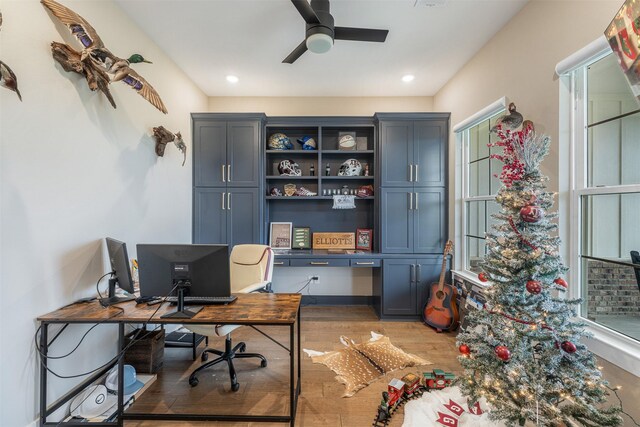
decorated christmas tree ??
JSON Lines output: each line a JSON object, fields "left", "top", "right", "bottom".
{"left": 456, "top": 113, "right": 622, "bottom": 427}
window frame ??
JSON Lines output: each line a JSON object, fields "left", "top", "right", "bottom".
{"left": 560, "top": 37, "right": 640, "bottom": 376}
{"left": 453, "top": 98, "right": 507, "bottom": 276}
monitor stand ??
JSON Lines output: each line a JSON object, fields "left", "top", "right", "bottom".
{"left": 161, "top": 285, "right": 203, "bottom": 319}
{"left": 99, "top": 277, "right": 135, "bottom": 307}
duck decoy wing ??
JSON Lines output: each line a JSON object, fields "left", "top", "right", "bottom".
{"left": 118, "top": 68, "right": 168, "bottom": 114}
{"left": 41, "top": 0, "right": 104, "bottom": 50}
{"left": 0, "top": 60, "right": 22, "bottom": 101}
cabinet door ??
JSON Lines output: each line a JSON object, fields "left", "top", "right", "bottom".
{"left": 380, "top": 121, "right": 413, "bottom": 187}
{"left": 382, "top": 259, "right": 417, "bottom": 316}
{"left": 380, "top": 188, "right": 413, "bottom": 253}
{"left": 194, "top": 120, "right": 227, "bottom": 187}
{"left": 193, "top": 188, "right": 227, "bottom": 244}
{"left": 413, "top": 188, "right": 446, "bottom": 253}
{"left": 227, "top": 121, "right": 260, "bottom": 187}
{"left": 414, "top": 120, "right": 447, "bottom": 187}
{"left": 415, "top": 256, "right": 443, "bottom": 316}
{"left": 227, "top": 188, "right": 261, "bottom": 248}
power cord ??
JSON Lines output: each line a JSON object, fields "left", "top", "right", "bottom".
{"left": 298, "top": 277, "right": 318, "bottom": 306}
{"left": 607, "top": 385, "right": 640, "bottom": 426}
{"left": 35, "top": 283, "right": 178, "bottom": 379}
{"left": 95, "top": 271, "right": 114, "bottom": 301}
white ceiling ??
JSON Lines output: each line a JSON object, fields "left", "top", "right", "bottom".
{"left": 115, "top": 0, "right": 528, "bottom": 97}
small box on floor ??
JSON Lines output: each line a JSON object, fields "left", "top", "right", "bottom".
{"left": 124, "top": 329, "right": 165, "bottom": 374}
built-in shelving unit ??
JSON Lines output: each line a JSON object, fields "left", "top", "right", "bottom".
{"left": 264, "top": 118, "right": 377, "bottom": 245}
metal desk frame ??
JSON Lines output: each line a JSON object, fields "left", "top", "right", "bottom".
{"left": 38, "top": 294, "right": 301, "bottom": 426}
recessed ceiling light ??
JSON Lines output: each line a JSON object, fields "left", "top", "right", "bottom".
{"left": 402, "top": 74, "right": 415, "bottom": 83}
{"left": 226, "top": 75, "right": 239, "bottom": 83}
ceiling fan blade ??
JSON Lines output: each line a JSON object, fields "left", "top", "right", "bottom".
{"left": 334, "top": 27, "right": 388, "bottom": 42}
{"left": 291, "top": 0, "right": 320, "bottom": 24}
{"left": 283, "top": 40, "right": 308, "bottom": 64}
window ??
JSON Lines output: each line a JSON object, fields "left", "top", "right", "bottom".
{"left": 564, "top": 49, "right": 640, "bottom": 343}
{"left": 455, "top": 103, "right": 505, "bottom": 273}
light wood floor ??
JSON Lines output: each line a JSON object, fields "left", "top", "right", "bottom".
{"left": 125, "top": 305, "right": 640, "bottom": 427}
{"left": 126, "top": 305, "right": 458, "bottom": 427}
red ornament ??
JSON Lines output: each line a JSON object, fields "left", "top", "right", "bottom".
{"left": 561, "top": 341, "right": 577, "bottom": 354}
{"left": 478, "top": 272, "right": 489, "bottom": 282}
{"left": 554, "top": 278, "right": 568, "bottom": 288}
{"left": 520, "top": 205, "right": 545, "bottom": 223}
{"left": 459, "top": 344, "right": 471, "bottom": 356}
{"left": 495, "top": 345, "right": 511, "bottom": 361}
{"left": 526, "top": 280, "right": 542, "bottom": 294}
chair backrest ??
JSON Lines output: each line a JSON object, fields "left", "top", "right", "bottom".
{"left": 229, "top": 244, "right": 274, "bottom": 292}
{"left": 631, "top": 251, "right": 640, "bottom": 291}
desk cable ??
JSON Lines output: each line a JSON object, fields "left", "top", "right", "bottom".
{"left": 297, "top": 277, "right": 317, "bottom": 306}
{"left": 35, "top": 283, "right": 178, "bottom": 379}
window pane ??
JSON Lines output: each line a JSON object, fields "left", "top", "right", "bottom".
{"left": 588, "top": 111, "right": 640, "bottom": 186}
{"left": 581, "top": 192, "right": 640, "bottom": 259}
{"left": 466, "top": 236, "right": 486, "bottom": 272}
{"left": 466, "top": 200, "right": 501, "bottom": 238}
{"left": 587, "top": 53, "right": 638, "bottom": 126}
{"left": 469, "top": 159, "right": 490, "bottom": 197}
{"left": 468, "top": 120, "right": 489, "bottom": 162}
{"left": 581, "top": 256, "right": 640, "bottom": 341}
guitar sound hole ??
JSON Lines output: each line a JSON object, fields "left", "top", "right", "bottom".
{"left": 436, "top": 290, "right": 445, "bottom": 299}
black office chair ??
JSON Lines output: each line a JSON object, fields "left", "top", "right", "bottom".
{"left": 631, "top": 251, "right": 640, "bottom": 292}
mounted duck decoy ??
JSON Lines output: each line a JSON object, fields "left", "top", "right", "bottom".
{"left": 41, "top": 0, "right": 167, "bottom": 114}
{"left": 0, "top": 13, "right": 22, "bottom": 101}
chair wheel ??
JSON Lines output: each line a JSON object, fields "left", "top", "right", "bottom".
{"left": 201, "top": 352, "right": 209, "bottom": 362}
{"left": 239, "top": 343, "right": 246, "bottom": 352}
{"left": 261, "top": 359, "right": 267, "bottom": 368}
{"left": 189, "top": 377, "right": 199, "bottom": 387}
{"left": 231, "top": 383, "right": 240, "bottom": 392}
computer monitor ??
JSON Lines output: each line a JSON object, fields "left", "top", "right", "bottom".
{"left": 100, "top": 238, "right": 136, "bottom": 306}
{"left": 137, "top": 244, "right": 230, "bottom": 319}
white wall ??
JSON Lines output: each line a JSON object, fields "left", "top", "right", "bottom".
{"left": 0, "top": 1, "right": 207, "bottom": 425}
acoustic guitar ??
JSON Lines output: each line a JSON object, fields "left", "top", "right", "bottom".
{"left": 422, "top": 241, "right": 459, "bottom": 332}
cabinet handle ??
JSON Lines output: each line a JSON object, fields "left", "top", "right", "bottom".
{"left": 222, "top": 192, "right": 226, "bottom": 210}
{"left": 410, "top": 264, "right": 416, "bottom": 283}
{"left": 274, "top": 262, "right": 285, "bottom": 265}
{"left": 415, "top": 192, "right": 418, "bottom": 210}
{"left": 355, "top": 262, "right": 375, "bottom": 265}
{"left": 409, "top": 164, "right": 413, "bottom": 182}
{"left": 414, "top": 164, "right": 418, "bottom": 182}
{"left": 417, "top": 264, "right": 422, "bottom": 282}
{"left": 227, "top": 192, "right": 231, "bottom": 210}
{"left": 310, "top": 262, "right": 329, "bottom": 265}
{"left": 222, "top": 165, "right": 226, "bottom": 183}
{"left": 227, "top": 164, "right": 231, "bottom": 182}
{"left": 409, "top": 192, "right": 413, "bottom": 210}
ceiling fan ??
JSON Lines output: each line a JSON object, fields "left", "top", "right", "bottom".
{"left": 283, "top": 0, "right": 389, "bottom": 64}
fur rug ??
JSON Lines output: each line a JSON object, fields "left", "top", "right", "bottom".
{"left": 304, "top": 332, "right": 431, "bottom": 397}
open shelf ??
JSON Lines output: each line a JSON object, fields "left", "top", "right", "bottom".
{"left": 266, "top": 196, "right": 374, "bottom": 200}
{"left": 321, "top": 176, "right": 374, "bottom": 180}
{"left": 266, "top": 176, "right": 319, "bottom": 180}
{"left": 321, "top": 150, "right": 374, "bottom": 154}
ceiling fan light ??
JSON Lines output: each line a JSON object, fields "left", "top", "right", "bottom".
{"left": 306, "top": 33, "right": 333, "bottom": 54}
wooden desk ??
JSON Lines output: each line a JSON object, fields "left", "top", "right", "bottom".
{"left": 37, "top": 293, "right": 302, "bottom": 426}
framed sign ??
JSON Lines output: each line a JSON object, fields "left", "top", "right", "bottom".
{"left": 293, "top": 227, "right": 311, "bottom": 249}
{"left": 312, "top": 232, "right": 355, "bottom": 250}
{"left": 356, "top": 228, "right": 373, "bottom": 251}
{"left": 269, "top": 222, "right": 292, "bottom": 249}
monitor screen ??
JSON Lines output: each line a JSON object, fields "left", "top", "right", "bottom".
{"left": 137, "top": 244, "right": 230, "bottom": 299}
{"left": 106, "top": 237, "right": 135, "bottom": 294}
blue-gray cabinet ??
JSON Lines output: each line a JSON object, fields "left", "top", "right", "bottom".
{"left": 193, "top": 116, "right": 263, "bottom": 188}
{"left": 380, "top": 187, "right": 446, "bottom": 254}
{"left": 193, "top": 187, "right": 261, "bottom": 246}
{"left": 192, "top": 114, "right": 265, "bottom": 247}
{"left": 380, "top": 256, "right": 442, "bottom": 318}
{"left": 377, "top": 116, "right": 447, "bottom": 188}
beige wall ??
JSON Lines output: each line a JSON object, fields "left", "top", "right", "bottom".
{"left": 434, "top": 0, "right": 622, "bottom": 191}
{"left": 208, "top": 96, "right": 434, "bottom": 116}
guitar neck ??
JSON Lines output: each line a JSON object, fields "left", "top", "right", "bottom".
{"left": 437, "top": 254, "right": 447, "bottom": 291}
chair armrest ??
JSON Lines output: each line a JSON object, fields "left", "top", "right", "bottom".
{"left": 237, "top": 280, "right": 271, "bottom": 294}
